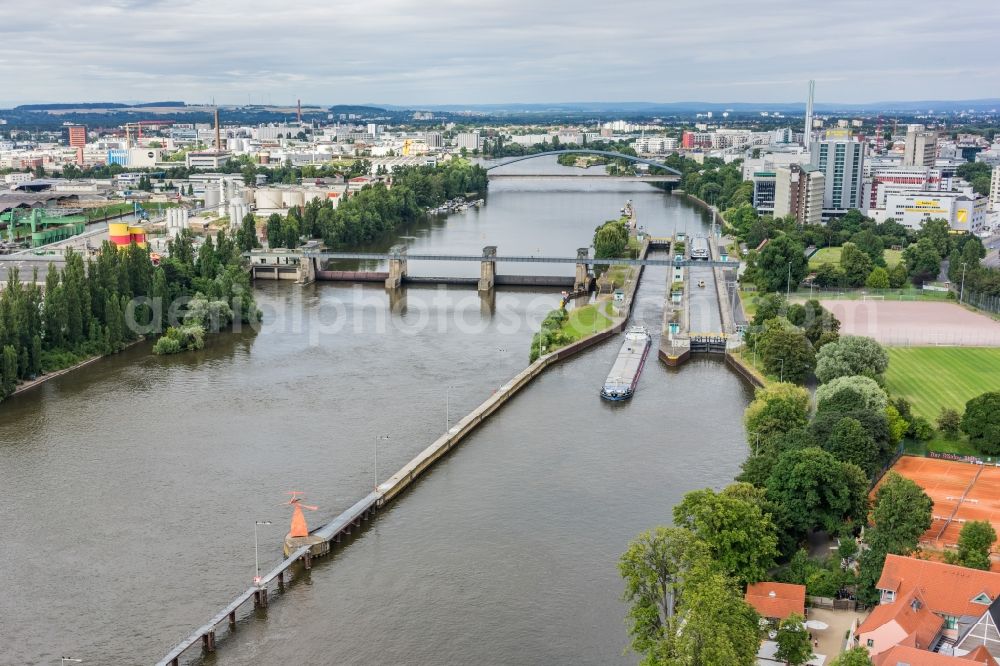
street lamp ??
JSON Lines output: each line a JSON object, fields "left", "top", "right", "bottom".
{"left": 374, "top": 434, "right": 390, "bottom": 491}
{"left": 254, "top": 520, "right": 271, "bottom": 586}
{"left": 779, "top": 358, "right": 785, "bottom": 383}
{"left": 786, "top": 261, "right": 792, "bottom": 298}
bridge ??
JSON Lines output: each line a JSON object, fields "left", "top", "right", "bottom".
{"left": 484, "top": 149, "right": 682, "bottom": 180}
{"left": 248, "top": 247, "right": 735, "bottom": 292}
{"left": 487, "top": 174, "right": 678, "bottom": 182}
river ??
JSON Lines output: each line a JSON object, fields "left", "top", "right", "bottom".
{"left": 0, "top": 157, "right": 751, "bottom": 665}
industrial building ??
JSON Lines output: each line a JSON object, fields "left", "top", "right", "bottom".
{"left": 902, "top": 124, "right": 938, "bottom": 167}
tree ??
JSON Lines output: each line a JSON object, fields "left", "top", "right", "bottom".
{"left": 814, "top": 335, "right": 889, "bottom": 384}
{"left": 744, "top": 382, "right": 811, "bottom": 445}
{"left": 857, "top": 473, "right": 932, "bottom": 603}
{"left": 815, "top": 375, "right": 888, "bottom": 414}
{"left": 902, "top": 237, "right": 942, "bottom": 285}
{"left": 840, "top": 242, "right": 874, "bottom": 287}
{"left": 593, "top": 219, "right": 628, "bottom": 259}
{"left": 724, "top": 203, "right": 759, "bottom": 240}
{"left": 236, "top": 213, "right": 260, "bottom": 252}
{"left": 937, "top": 408, "right": 962, "bottom": 439}
{"left": 774, "top": 614, "right": 813, "bottom": 666}
{"left": 673, "top": 484, "right": 779, "bottom": 585}
{"left": 757, "top": 319, "right": 815, "bottom": 384}
{"left": 824, "top": 417, "right": 881, "bottom": 478}
{"left": 752, "top": 234, "right": 808, "bottom": 293}
{"left": 955, "top": 520, "right": 997, "bottom": 570}
{"left": 1, "top": 345, "right": 16, "bottom": 397}
{"left": 766, "top": 447, "right": 869, "bottom": 541}
{"left": 961, "top": 392, "right": 1000, "bottom": 455}
{"left": 668, "top": 565, "right": 760, "bottom": 666}
{"left": 850, "top": 229, "right": 886, "bottom": 265}
{"left": 917, "top": 218, "right": 952, "bottom": 258}
{"left": 865, "top": 266, "right": 890, "bottom": 289}
{"left": 829, "top": 647, "right": 873, "bottom": 666}
{"left": 265, "top": 213, "right": 284, "bottom": 248}
{"left": 888, "top": 262, "right": 908, "bottom": 288}
{"left": 619, "top": 527, "right": 709, "bottom": 661}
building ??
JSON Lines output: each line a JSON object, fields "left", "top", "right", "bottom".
{"left": 811, "top": 138, "right": 865, "bottom": 213}
{"left": 66, "top": 125, "right": 87, "bottom": 148}
{"left": 752, "top": 171, "right": 776, "bottom": 213}
{"left": 185, "top": 151, "right": 232, "bottom": 169}
{"left": 855, "top": 554, "right": 1000, "bottom": 661}
{"left": 903, "top": 125, "right": 939, "bottom": 167}
{"left": 107, "top": 147, "right": 162, "bottom": 168}
{"left": 990, "top": 166, "right": 1000, "bottom": 212}
{"left": 773, "top": 163, "right": 824, "bottom": 225}
{"left": 880, "top": 191, "right": 988, "bottom": 233}
{"left": 744, "top": 582, "right": 806, "bottom": 623}
{"left": 455, "top": 132, "right": 481, "bottom": 151}
{"left": 873, "top": 644, "right": 997, "bottom": 666}
{"left": 865, "top": 166, "right": 942, "bottom": 211}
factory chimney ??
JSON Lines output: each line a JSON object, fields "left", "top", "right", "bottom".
{"left": 214, "top": 106, "right": 221, "bottom": 152}
{"left": 297, "top": 99, "right": 302, "bottom": 124}
{"left": 803, "top": 80, "right": 815, "bottom": 148}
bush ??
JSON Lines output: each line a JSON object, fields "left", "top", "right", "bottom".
{"left": 961, "top": 392, "right": 1000, "bottom": 455}
{"left": 910, "top": 416, "right": 934, "bottom": 441}
{"left": 152, "top": 336, "right": 182, "bottom": 355}
{"left": 153, "top": 323, "right": 206, "bottom": 355}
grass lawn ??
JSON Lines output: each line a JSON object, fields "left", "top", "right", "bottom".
{"left": 563, "top": 300, "right": 615, "bottom": 340}
{"left": 807, "top": 246, "right": 902, "bottom": 270}
{"left": 903, "top": 433, "right": 981, "bottom": 457}
{"left": 885, "top": 347, "right": 1000, "bottom": 421}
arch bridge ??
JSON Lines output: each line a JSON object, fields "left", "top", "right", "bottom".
{"left": 484, "top": 150, "right": 682, "bottom": 177}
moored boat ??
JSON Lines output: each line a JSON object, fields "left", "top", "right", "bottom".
{"left": 600, "top": 326, "right": 652, "bottom": 401}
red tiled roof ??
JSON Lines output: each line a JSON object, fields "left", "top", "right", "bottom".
{"left": 874, "top": 644, "right": 998, "bottom": 666}
{"left": 859, "top": 589, "right": 943, "bottom": 652}
{"left": 744, "top": 582, "right": 806, "bottom": 620}
{"left": 878, "top": 555, "right": 1000, "bottom": 618}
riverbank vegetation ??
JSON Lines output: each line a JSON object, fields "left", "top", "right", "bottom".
{"left": 0, "top": 231, "right": 259, "bottom": 400}
{"left": 262, "top": 160, "right": 488, "bottom": 250}
{"left": 528, "top": 301, "right": 615, "bottom": 362}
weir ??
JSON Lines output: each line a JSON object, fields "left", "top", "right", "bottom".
{"left": 156, "top": 239, "right": 654, "bottom": 666}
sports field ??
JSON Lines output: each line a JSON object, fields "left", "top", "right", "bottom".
{"left": 885, "top": 347, "right": 1000, "bottom": 420}
{"left": 822, "top": 300, "right": 1000, "bottom": 346}
{"left": 881, "top": 456, "right": 1000, "bottom": 551}
{"left": 808, "top": 246, "right": 902, "bottom": 269}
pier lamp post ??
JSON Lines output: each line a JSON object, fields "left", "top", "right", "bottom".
{"left": 254, "top": 520, "right": 271, "bottom": 586}
{"left": 446, "top": 385, "right": 456, "bottom": 432}
{"left": 497, "top": 348, "right": 507, "bottom": 390}
{"left": 374, "top": 434, "right": 390, "bottom": 491}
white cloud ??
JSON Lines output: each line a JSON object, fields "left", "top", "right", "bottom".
{"left": 3, "top": 0, "right": 999, "bottom": 105}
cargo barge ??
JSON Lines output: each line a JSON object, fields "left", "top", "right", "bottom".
{"left": 600, "top": 325, "right": 652, "bottom": 401}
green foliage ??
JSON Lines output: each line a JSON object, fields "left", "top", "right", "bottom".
{"left": 744, "top": 382, "right": 811, "bottom": 444}
{"left": 750, "top": 235, "right": 809, "bottom": 292}
{"left": 824, "top": 417, "right": 881, "bottom": 478}
{"left": 902, "top": 237, "right": 942, "bottom": 285}
{"left": 865, "top": 266, "right": 890, "bottom": 289}
{"left": 593, "top": 219, "right": 629, "bottom": 259}
{"left": 961, "top": 392, "right": 1000, "bottom": 455}
{"left": 757, "top": 318, "right": 816, "bottom": 384}
{"left": 937, "top": 408, "right": 962, "bottom": 439}
{"left": 673, "top": 484, "right": 779, "bottom": 585}
{"left": 618, "top": 527, "right": 709, "bottom": 662}
{"left": 917, "top": 218, "right": 952, "bottom": 258}
{"left": 910, "top": 416, "right": 934, "bottom": 441}
{"left": 955, "top": 520, "right": 997, "bottom": 570}
{"left": 814, "top": 335, "right": 889, "bottom": 384}
{"left": 765, "top": 447, "right": 869, "bottom": 542}
{"left": 774, "top": 614, "right": 813, "bottom": 666}
{"left": 152, "top": 324, "right": 205, "bottom": 355}
{"left": 829, "top": 647, "right": 873, "bottom": 666}
{"left": 840, "top": 242, "right": 873, "bottom": 287}
{"left": 815, "top": 375, "right": 888, "bottom": 414}
{"left": 888, "top": 262, "right": 909, "bottom": 288}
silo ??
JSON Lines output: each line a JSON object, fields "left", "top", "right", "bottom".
{"left": 258, "top": 151, "right": 271, "bottom": 165}
{"left": 108, "top": 222, "right": 131, "bottom": 247}
{"left": 254, "top": 188, "right": 282, "bottom": 210}
{"left": 282, "top": 190, "right": 305, "bottom": 208}
{"left": 204, "top": 184, "right": 221, "bottom": 210}
{"left": 228, "top": 197, "right": 249, "bottom": 229}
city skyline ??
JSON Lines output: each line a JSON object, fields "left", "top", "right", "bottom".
{"left": 4, "top": 0, "right": 1000, "bottom": 107}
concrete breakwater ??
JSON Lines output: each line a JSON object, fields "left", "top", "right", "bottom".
{"left": 156, "top": 242, "right": 651, "bottom": 666}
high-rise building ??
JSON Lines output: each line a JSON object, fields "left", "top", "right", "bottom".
{"left": 751, "top": 171, "right": 776, "bottom": 214}
{"left": 455, "top": 132, "right": 481, "bottom": 151}
{"left": 803, "top": 80, "right": 815, "bottom": 148}
{"left": 66, "top": 125, "right": 87, "bottom": 148}
{"left": 773, "top": 164, "right": 824, "bottom": 226}
{"left": 902, "top": 124, "right": 938, "bottom": 167}
{"left": 810, "top": 138, "right": 864, "bottom": 212}
{"left": 990, "top": 166, "right": 1000, "bottom": 212}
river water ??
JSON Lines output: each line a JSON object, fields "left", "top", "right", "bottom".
{"left": 0, "top": 157, "right": 751, "bottom": 665}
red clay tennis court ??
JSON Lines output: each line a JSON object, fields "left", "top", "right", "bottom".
{"left": 880, "top": 456, "right": 1000, "bottom": 551}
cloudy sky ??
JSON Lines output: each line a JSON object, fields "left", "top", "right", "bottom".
{"left": 3, "top": 0, "right": 999, "bottom": 107}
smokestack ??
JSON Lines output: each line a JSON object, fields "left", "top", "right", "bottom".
{"left": 804, "top": 80, "right": 815, "bottom": 148}
{"left": 297, "top": 99, "right": 302, "bottom": 124}
{"left": 214, "top": 106, "right": 221, "bottom": 152}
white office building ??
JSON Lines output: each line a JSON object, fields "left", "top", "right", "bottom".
{"left": 878, "top": 191, "right": 988, "bottom": 233}
{"left": 990, "top": 166, "right": 1000, "bottom": 212}
{"left": 902, "top": 125, "right": 938, "bottom": 167}
{"left": 455, "top": 132, "right": 481, "bottom": 151}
